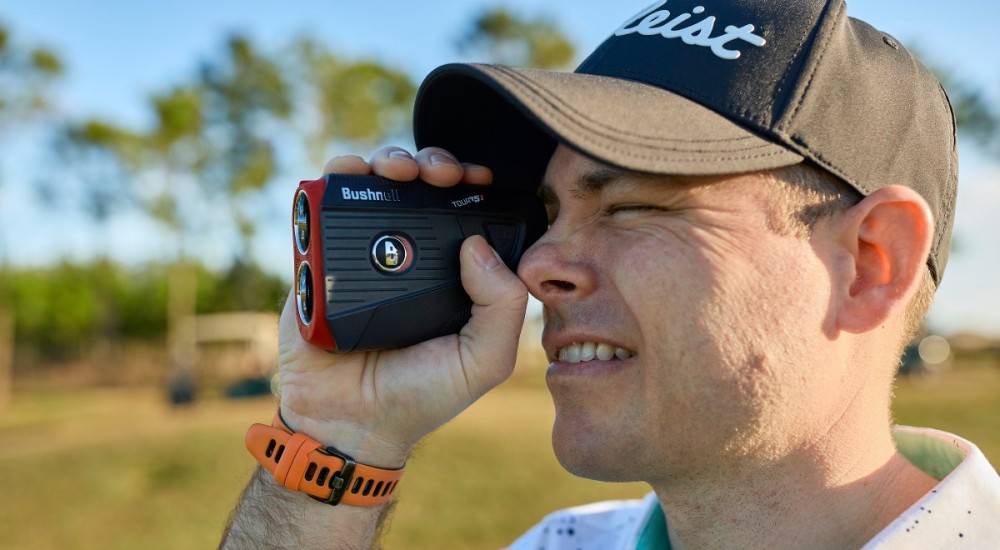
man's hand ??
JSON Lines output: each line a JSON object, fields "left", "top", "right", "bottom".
{"left": 221, "top": 146, "right": 527, "bottom": 549}
{"left": 278, "top": 145, "right": 527, "bottom": 467}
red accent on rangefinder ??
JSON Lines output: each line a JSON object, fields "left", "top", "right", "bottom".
{"left": 292, "top": 174, "right": 547, "bottom": 352}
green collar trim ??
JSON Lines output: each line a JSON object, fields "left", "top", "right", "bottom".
{"left": 893, "top": 430, "right": 964, "bottom": 481}
{"left": 636, "top": 502, "right": 670, "bottom": 550}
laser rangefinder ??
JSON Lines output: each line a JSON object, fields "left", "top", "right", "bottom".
{"left": 293, "top": 173, "right": 547, "bottom": 352}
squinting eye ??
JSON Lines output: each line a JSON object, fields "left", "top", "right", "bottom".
{"left": 604, "top": 204, "right": 663, "bottom": 216}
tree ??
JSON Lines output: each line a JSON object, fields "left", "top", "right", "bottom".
{"left": 197, "top": 35, "right": 292, "bottom": 263}
{"left": 289, "top": 37, "right": 416, "bottom": 167}
{"left": 58, "top": 34, "right": 292, "bottom": 378}
{"left": 56, "top": 32, "right": 423, "bottom": 377}
{"left": 0, "top": 22, "right": 63, "bottom": 407}
{"left": 948, "top": 80, "right": 1000, "bottom": 157}
{"left": 456, "top": 8, "right": 576, "bottom": 69}
{"left": 0, "top": 22, "right": 64, "bottom": 262}
{"left": 0, "top": 23, "right": 63, "bottom": 130}
{"left": 63, "top": 34, "right": 292, "bottom": 263}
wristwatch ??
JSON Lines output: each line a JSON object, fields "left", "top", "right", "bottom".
{"left": 245, "top": 413, "right": 404, "bottom": 506}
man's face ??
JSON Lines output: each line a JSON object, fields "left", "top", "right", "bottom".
{"left": 517, "top": 146, "right": 842, "bottom": 484}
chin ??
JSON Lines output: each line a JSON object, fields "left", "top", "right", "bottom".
{"left": 550, "top": 416, "right": 645, "bottom": 483}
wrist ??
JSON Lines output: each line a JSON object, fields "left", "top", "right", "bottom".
{"left": 278, "top": 405, "right": 411, "bottom": 469}
{"left": 246, "top": 413, "right": 405, "bottom": 507}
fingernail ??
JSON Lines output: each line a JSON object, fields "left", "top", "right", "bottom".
{"left": 471, "top": 238, "right": 501, "bottom": 271}
{"left": 388, "top": 150, "right": 412, "bottom": 160}
{"left": 431, "top": 153, "right": 458, "bottom": 166}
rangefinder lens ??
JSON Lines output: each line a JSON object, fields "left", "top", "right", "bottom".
{"left": 296, "top": 262, "right": 313, "bottom": 325}
{"left": 294, "top": 190, "right": 310, "bottom": 254}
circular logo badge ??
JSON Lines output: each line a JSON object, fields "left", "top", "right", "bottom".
{"left": 371, "top": 235, "right": 413, "bottom": 273}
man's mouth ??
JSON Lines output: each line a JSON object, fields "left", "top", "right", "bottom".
{"left": 554, "top": 341, "right": 637, "bottom": 364}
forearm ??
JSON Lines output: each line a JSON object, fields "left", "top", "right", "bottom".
{"left": 220, "top": 467, "right": 395, "bottom": 550}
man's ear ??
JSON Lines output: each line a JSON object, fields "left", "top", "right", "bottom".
{"left": 830, "top": 185, "right": 934, "bottom": 334}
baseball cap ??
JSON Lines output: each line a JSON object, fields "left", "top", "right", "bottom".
{"left": 412, "top": 0, "right": 958, "bottom": 285}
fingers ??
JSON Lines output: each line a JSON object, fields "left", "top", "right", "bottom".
{"left": 368, "top": 147, "right": 420, "bottom": 181}
{"left": 323, "top": 146, "right": 492, "bottom": 186}
{"left": 322, "top": 147, "right": 420, "bottom": 180}
{"left": 456, "top": 235, "right": 528, "bottom": 394}
{"left": 411, "top": 147, "right": 494, "bottom": 186}
{"left": 459, "top": 162, "right": 493, "bottom": 185}
{"left": 412, "top": 147, "right": 464, "bottom": 186}
{"left": 322, "top": 154, "right": 371, "bottom": 176}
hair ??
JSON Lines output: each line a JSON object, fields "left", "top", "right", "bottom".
{"left": 763, "top": 162, "right": 936, "bottom": 352}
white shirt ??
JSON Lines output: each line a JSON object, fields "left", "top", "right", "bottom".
{"left": 506, "top": 427, "right": 1000, "bottom": 549}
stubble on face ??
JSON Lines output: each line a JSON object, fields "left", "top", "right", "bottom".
{"left": 533, "top": 147, "right": 836, "bottom": 485}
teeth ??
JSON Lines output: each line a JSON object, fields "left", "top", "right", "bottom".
{"left": 596, "top": 343, "right": 615, "bottom": 361}
{"left": 559, "top": 344, "right": 581, "bottom": 363}
{"left": 555, "top": 342, "right": 636, "bottom": 364}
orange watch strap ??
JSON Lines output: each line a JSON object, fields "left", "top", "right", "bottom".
{"left": 245, "top": 415, "right": 403, "bottom": 507}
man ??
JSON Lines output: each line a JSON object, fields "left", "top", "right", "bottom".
{"left": 222, "top": 1, "right": 1000, "bottom": 548}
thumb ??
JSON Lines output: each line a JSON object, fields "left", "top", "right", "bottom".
{"left": 456, "top": 235, "right": 528, "bottom": 393}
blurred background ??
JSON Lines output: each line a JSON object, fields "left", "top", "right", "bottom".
{"left": 0, "top": 1, "right": 997, "bottom": 548}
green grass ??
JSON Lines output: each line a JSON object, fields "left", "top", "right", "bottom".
{"left": 0, "top": 359, "right": 996, "bottom": 549}
{"left": 0, "top": 385, "right": 647, "bottom": 549}
{"left": 892, "top": 357, "right": 1000, "bottom": 463}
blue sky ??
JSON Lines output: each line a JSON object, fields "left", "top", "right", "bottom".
{"left": 1, "top": 1, "right": 999, "bottom": 334}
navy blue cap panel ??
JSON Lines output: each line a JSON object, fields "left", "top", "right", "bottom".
{"left": 577, "top": 0, "right": 828, "bottom": 130}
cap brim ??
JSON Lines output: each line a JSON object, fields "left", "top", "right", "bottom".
{"left": 414, "top": 63, "right": 803, "bottom": 190}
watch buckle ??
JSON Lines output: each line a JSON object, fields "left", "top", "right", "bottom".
{"left": 309, "top": 446, "right": 357, "bottom": 506}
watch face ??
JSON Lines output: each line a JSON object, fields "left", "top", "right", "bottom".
{"left": 371, "top": 234, "right": 414, "bottom": 273}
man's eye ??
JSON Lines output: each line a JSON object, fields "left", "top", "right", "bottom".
{"left": 604, "top": 204, "right": 663, "bottom": 216}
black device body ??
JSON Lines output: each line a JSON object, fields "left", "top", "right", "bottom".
{"left": 293, "top": 173, "right": 547, "bottom": 352}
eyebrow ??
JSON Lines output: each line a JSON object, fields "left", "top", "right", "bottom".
{"left": 537, "top": 165, "right": 633, "bottom": 208}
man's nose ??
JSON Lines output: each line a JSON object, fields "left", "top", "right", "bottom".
{"left": 517, "top": 233, "right": 597, "bottom": 303}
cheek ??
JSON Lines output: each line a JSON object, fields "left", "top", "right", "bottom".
{"left": 601, "top": 226, "right": 724, "bottom": 353}
{"left": 691, "top": 238, "right": 835, "bottom": 442}
{"left": 603, "top": 228, "right": 826, "bottom": 440}
{"left": 601, "top": 230, "right": 746, "bottom": 404}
